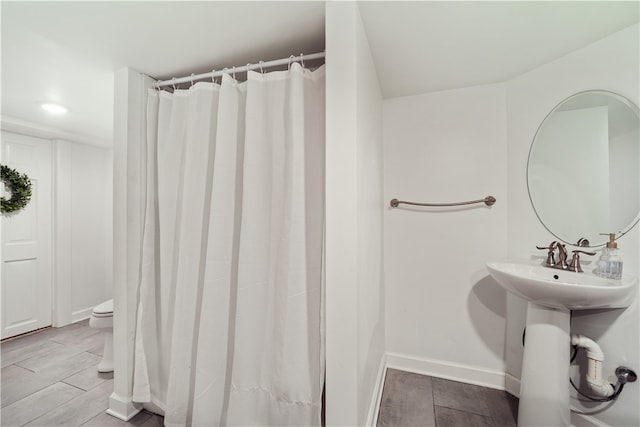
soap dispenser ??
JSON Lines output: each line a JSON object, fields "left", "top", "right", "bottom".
{"left": 597, "top": 233, "right": 623, "bottom": 280}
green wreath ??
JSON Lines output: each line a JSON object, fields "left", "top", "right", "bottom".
{"left": 1, "top": 164, "right": 32, "bottom": 214}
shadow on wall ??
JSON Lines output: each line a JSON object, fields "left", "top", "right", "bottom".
{"left": 467, "top": 274, "right": 508, "bottom": 360}
{"left": 386, "top": 204, "right": 493, "bottom": 214}
{"left": 571, "top": 305, "right": 629, "bottom": 341}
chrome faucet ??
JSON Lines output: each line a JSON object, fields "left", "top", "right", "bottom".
{"left": 536, "top": 241, "right": 595, "bottom": 272}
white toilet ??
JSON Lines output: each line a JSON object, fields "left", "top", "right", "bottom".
{"left": 89, "top": 299, "right": 114, "bottom": 373}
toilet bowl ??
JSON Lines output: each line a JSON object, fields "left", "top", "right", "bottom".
{"left": 89, "top": 299, "right": 113, "bottom": 373}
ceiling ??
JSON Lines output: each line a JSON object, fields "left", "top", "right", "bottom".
{"left": 2, "top": 1, "right": 638, "bottom": 148}
{"left": 359, "top": 1, "right": 639, "bottom": 98}
{"left": 1, "top": 1, "right": 326, "bottom": 147}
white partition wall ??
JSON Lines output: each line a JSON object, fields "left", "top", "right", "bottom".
{"left": 110, "top": 67, "right": 152, "bottom": 421}
{"left": 325, "top": 3, "right": 386, "bottom": 426}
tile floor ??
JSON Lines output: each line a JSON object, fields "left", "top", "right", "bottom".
{"left": 1, "top": 320, "right": 163, "bottom": 427}
{"left": 377, "top": 369, "right": 518, "bottom": 427}
{"left": 3, "top": 322, "right": 517, "bottom": 427}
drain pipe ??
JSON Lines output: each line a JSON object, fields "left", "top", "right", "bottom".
{"left": 571, "top": 334, "right": 615, "bottom": 398}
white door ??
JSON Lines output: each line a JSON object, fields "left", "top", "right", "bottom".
{"left": 1, "top": 131, "right": 52, "bottom": 339}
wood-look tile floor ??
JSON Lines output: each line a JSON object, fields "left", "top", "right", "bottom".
{"left": 377, "top": 369, "right": 518, "bottom": 427}
{"left": 1, "top": 320, "right": 164, "bottom": 427}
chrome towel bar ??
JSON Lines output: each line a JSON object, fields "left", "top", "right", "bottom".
{"left": 389, "top": 196, "right": 496, "bottom": 208}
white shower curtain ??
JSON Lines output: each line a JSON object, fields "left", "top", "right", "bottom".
{"left": 133, "top": 63, "right": 325, "bottom": 427}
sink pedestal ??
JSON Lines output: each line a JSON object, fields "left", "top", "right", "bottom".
{"left": 519, "top": 302, "right": 570, "bottom": 427}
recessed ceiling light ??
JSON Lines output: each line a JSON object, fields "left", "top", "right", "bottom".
{"left": 41, "top": 103, "right": 68, "bottom": 115}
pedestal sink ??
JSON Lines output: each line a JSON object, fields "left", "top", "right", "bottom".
{"left": 486, "top": 262, "right": 637, "bottom": 427}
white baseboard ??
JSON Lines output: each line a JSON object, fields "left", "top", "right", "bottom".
{"left": 505, "top": 372, "right": 520, "bottom": 398}
{"left": 107, "top": 392, "right": 142, "bottom": 421}
{"left": 72, "top": 307, "right": 94, "bottom": 323}
{"left": 385, "top": 352, "right": 506, "bottom": 391}
{"left": 366, "top": 353, "right": 387, "bottom": 427}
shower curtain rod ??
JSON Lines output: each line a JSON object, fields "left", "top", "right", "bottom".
{"left": 154, "top": 51, "right": 325, "bottom": 89}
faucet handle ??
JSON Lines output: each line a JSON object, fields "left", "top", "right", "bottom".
{"left": 536, "top": 241, "right": 557, "bottom": 266}
{"left": 536, "top": 241, "right": 557, "bottom": 250}
{"left": 569, "top": 250, "right": 596, "bottom": 273}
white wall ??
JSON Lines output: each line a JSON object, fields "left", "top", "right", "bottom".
{"left": 506, "top": 23, "right": 639, "bottom": 426}
{"left": 56, "top": 141, "right": 113, "bottom": 321}
{"left": 325, "top": 2, "right": 386, "bottom": 426}
{"left": 383, "top": 83, "right": 509, "bottom": 387}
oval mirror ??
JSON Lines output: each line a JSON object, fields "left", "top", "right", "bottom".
{"left": 527, "top": 90, "right": 640, "bottom": 247}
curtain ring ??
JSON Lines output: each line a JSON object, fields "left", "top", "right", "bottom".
{"left": 172, "top": 78, "right": 177, "bottom": 91}
{"left": 190, "top": 73, "right": 195, "bottom": 87}
{"left": 300, "top": 53, "right": 305, "bottom": 68}
{"left": 211, "top": 69, "right": 216, "bottom": 84}
{"left": 288, "top": 55, "right": 295, "bottom": 70}
{"left": 247, "top": 63, "right": 252, "bottom": 77}
{"left": 259, "top": 60, "right": 265, "bottom": 74}
{"left": 232, "top": 66, "right": 236, "bottom": 80}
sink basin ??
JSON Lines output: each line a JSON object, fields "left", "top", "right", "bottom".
{"left": 486, "top": 262, "right": 637, "bottom": 310}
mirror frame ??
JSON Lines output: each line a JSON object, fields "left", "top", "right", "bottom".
{"left": 527, "top": 90, "right": 640, "bottom": 247}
